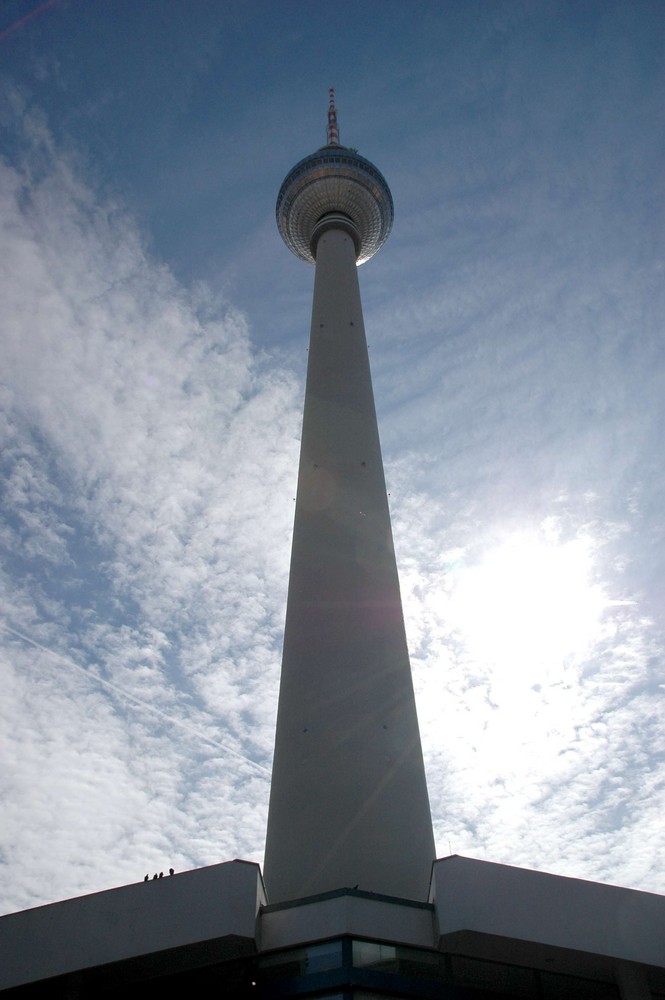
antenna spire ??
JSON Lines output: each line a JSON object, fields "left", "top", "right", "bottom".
{"left": 327, "top": 87, "right": 339, "bottom": 146}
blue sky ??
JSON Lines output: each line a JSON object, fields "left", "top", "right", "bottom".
{"left": 1, "top": 0, "right": 664, "bottom": 913}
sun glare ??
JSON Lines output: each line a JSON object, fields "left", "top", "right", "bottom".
{"left": 447, "top": 531, "right": 606, "bottom": 685}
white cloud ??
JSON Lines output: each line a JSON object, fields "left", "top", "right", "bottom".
{"left": 0, "top": 106, "right": 300, "bottom": 913}
{"left": 391, "top": 472, "right": 665, "bottom": 892}
{"left": 2, "top": 3, "right": 665, "bottom": 916}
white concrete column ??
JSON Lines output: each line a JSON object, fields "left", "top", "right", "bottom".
{"left": 264, "top": 227, "right": 435, "bottom": 904}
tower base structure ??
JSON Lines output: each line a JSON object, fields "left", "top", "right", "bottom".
{"left": 2, "top": 857, "right": 664, "bottom": 998}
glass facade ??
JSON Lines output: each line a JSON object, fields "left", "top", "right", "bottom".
{"left": 255, "top": 937, "right": 622, "bottom": 1000}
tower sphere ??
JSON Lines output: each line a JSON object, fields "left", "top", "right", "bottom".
{"left": 276, "top": 145, "right": 394, "bottom": 265}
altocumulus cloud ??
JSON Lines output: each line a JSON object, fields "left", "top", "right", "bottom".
{"left": 0, "top": 96, "right": 299, "bottom": 913}
{"left": 2, "top": 49, "right": 665, "bottom": 916}
{"left": 362, "top": 31, "right": 665, "bottom": 895}
{"left": 389, "top": 461, "right": 665, "bottom": 894}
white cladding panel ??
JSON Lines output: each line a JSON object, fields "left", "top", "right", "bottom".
{"left": 431, "top": 855, "right": 665, "bottom": 970}
{"left": 0, "top": 860, "right": 265, "bottom": 990}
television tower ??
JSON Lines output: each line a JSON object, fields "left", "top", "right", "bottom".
{"left": 264, "top": 90, "right": 435, "bottom": 904}
{"left": 3, "top": 94, "right": 664, "bottom": 1000}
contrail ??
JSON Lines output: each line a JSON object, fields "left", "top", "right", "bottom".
{"left": 0, "top": 0, "right": 60, "bottom": 43}
{"left": 0, "top": 620, "right": 271, "bottom": 778}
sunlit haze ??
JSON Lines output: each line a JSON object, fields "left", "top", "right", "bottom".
{"left": 449, "top": 529, "right": 607, "bottom": 675}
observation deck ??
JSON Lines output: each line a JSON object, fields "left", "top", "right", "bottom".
{"left": 276, "top": 144, "right": 393, "bottom": 265}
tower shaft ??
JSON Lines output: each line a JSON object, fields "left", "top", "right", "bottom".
{"left": 264, "top": 226, "right": 435, "bottom": 903}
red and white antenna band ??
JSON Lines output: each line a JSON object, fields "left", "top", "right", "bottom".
{"left": 327, "top": 87, "right": 339, "bottom": 146}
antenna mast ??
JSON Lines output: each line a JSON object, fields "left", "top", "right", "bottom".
{"left": 327, "top": 87, "right": 339, "bottom": 146}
